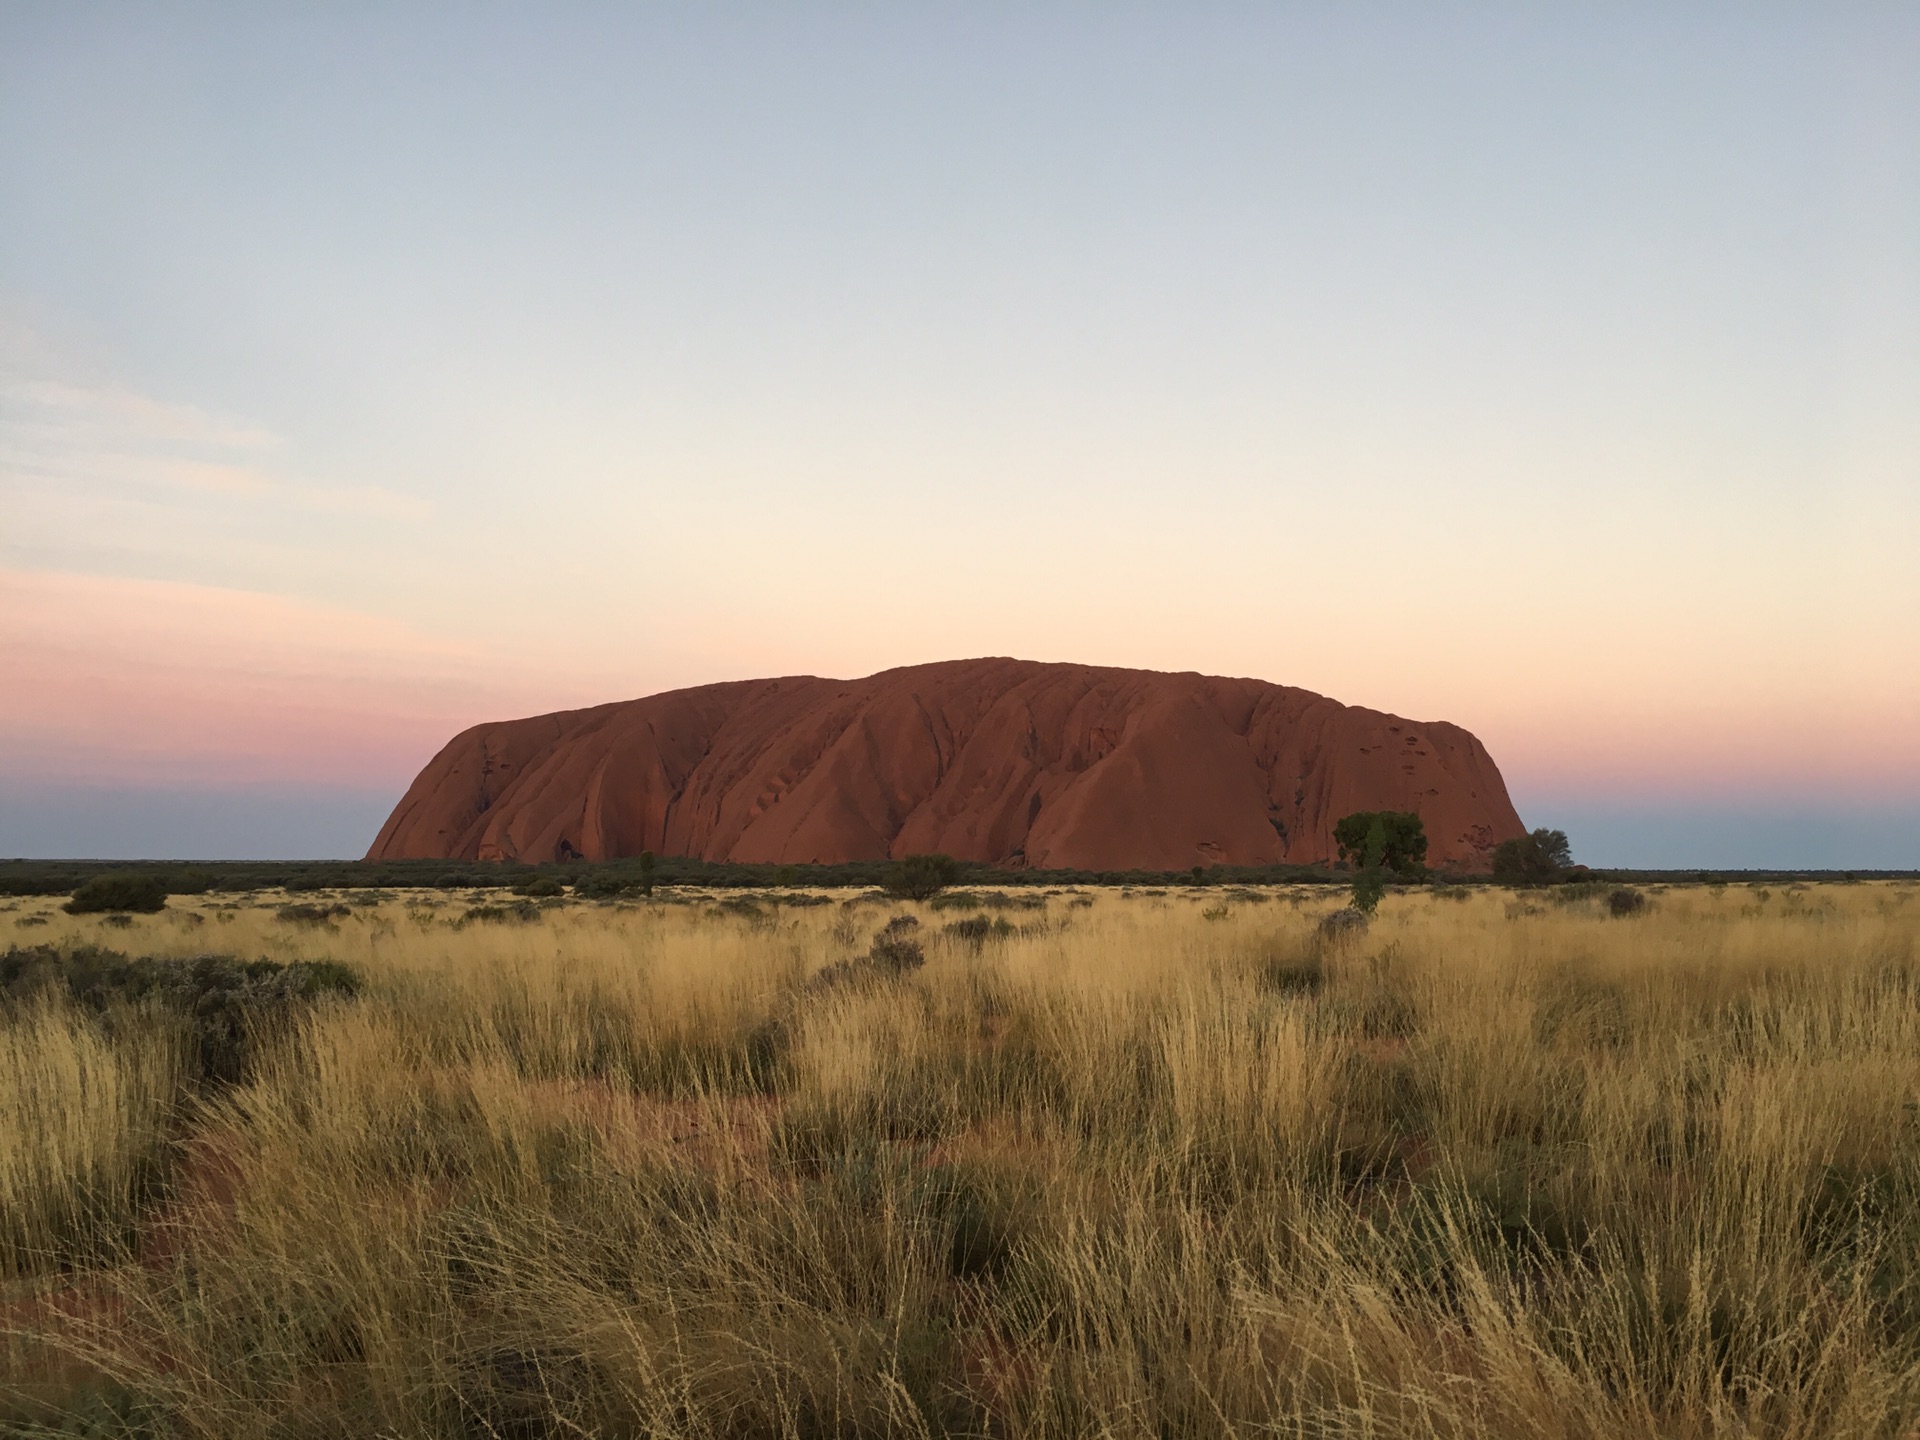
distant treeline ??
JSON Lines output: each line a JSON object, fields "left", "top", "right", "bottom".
{"left": 1, "top": 856, "right": 1912, "bottom": 899}
{"left": 0, "top": 856, "right": 1340, "bottom": 897}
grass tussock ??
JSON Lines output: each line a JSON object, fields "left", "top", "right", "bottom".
{"left": 1, "top": 882, "right": 1919, "bottom": 1437}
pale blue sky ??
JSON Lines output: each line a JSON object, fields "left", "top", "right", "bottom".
{"left": 2, "top": 5, "right": 1916, "bottom": 862}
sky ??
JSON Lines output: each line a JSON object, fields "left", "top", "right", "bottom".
{"left": 2, "top": 5, "right": 1917, "bottom": 866}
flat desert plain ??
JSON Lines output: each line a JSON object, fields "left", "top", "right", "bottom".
{"left": 5, "top": 880, "right": 1920, "bottom": 1437}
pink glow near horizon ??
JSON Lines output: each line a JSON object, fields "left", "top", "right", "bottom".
{"left": 5, "top": 567, "right": 1914, "bottom": 806}
{"left": 0, "top": 569, "right": 627, "bottom": 789}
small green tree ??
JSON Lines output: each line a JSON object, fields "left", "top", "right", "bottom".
{"left": 1345, "top": 815, "right": 1387, "bottom": 913}
{"left": 885, "top": 853, "right": 959, "bottom": 902}
{"left": 1491, "top": 829, "right": 1572, "bottom": 886}
{"left": 1332, "top": 811, "right": 1428, "bottom": 877}
{"left": 638, "top": 850, "right": 656, "bottom": 898}
{"left": 775, "top": 864, "right": 799, "bottom": 889}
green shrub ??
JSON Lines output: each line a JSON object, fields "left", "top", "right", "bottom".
{"left": 709, "top": 897, "right": 768, "bottom": 924}
{"left": 868, "top": 916, "right": 926, "bottom": 974}
{"left": 65, "top": 873, "right": 168, "bottom": 915}
{"left": 943, "top": 915, "right": 1013, "bottom": 946}
{"left": 809, "top": 917, "right": 927, "bottom": 989}
{"left": 974, "top": 890, "right": 1046, "bottom": 911}
{"left": 514, "top": 877, "right": 565, "bottom": 898}
{"left": 1492, "top": 829, "right": 1574, "bottom": 887}
{"left": 574, "top": 872, "right": 634, "bottom": 901}
{"left": 884, "top": 854, "right": 959, "bottom": 902}
{"left": 1607, "top": 887, "right": 1648, "bottom": 917}
{"left": 1333, "top": 811, "right": 1428, "bottom": 877}
{"left": 276, "top": 903, "right": 352, "bottom": 926}
{"left": 460, "top": 901, "right": 540, "bottom": 925}
{"left": 1318, "top": 907, "right": 1369, "bottom": 941}
{"left": 0, "top": 945, "right": 361, "bottom": 1086}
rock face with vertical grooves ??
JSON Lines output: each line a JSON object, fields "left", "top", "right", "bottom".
{"left": 367, "top": 658, "right": 1526, "bottom": 871}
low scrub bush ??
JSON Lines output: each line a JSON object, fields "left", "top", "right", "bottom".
{"left": 943, "top": 915, "right": 1014, "bottom": 946}
{"left": 459, "top": 901, "right": 541, "bottom": 925}
{"left": 810, "top": 916, "right": 926, "bottom": 989}
{"left": 65, "top": 872, "right": 168, "bottom": 915}
{"left": 884, "top": 853, "right": 959, "bottom": 901}
{"left": 867, "top": 915, "right": 926, "bottom": 974}
{"left": 572, "top": 872, "right": 634, "bottom": 900}
{"left": 276, "top": 902, "right": 352, "bottom": 926}
{"left": 708, "top": 897, "right": 771, "bottom": 928}
{"left": 976, "top": 890, "right": 1047, "bottom": 911}
{"left": 1318, "top": 906, "right": 1369, "bottom": 941}
{"left": 0, "top": 944, "right": 361, "bottom": 1086}
{"left": 1607, "top": 886, "right": 1648, "bottom": 917}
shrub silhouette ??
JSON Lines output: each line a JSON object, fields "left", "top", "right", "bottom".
{"left": 1608, "top": 887, "right": 1648, "bottom": 917}
{"left": 276, "top": 903, "right": 351, "bottom": 926}
{"left": 1318, "top": 907, "right": 1369, "bottom": 942}
{"left": 1492, "top": 829, "right": 1574, "bottom": 887}
{"left": 460, "top": 901, "right": 540, "bottom": 925}
{"left": 868, "top": 915, "right": 926, "bottom": 973}
{"left": 0, "top": 945, "right": 361, "bottom": 1086}
{"left": 884, "top": 854, "right": 959, "bottom": 902}
{"left": 573, "top": 872, "right": 633, "bottom": 900}
{"left": 1332, "top": 812, "right": 1428, "bottom": 877}
{"left": 943, "top": 915, "right": 1014, "bottom": 946}
{"left": 809, "top": 916, "right": 926, "bottom": 989}
{"left": 66, "top": 873, "right": 168, "bottom": 915}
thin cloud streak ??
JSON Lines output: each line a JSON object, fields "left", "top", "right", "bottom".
{"left": 0, "top": 313, "right": 430, "bottom": 525}
{"left": 21, "top": 377, "right": 277, "bottom": 449}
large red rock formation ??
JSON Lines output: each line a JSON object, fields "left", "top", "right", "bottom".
{"left": 368, "top": 658, "right": 1525, "bottom": 871}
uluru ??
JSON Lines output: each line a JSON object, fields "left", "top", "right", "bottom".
{"left": 369, "top": 658, "right": 1526, "bottom": 871}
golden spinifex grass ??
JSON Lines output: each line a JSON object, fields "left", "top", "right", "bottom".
{"left": 3, "top": 881, "right": 1919, "bottom": 1437}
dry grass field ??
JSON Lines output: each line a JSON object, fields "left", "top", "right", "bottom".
{"left": 3, "top": 879, "right": 1919, "bottom": 1438}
